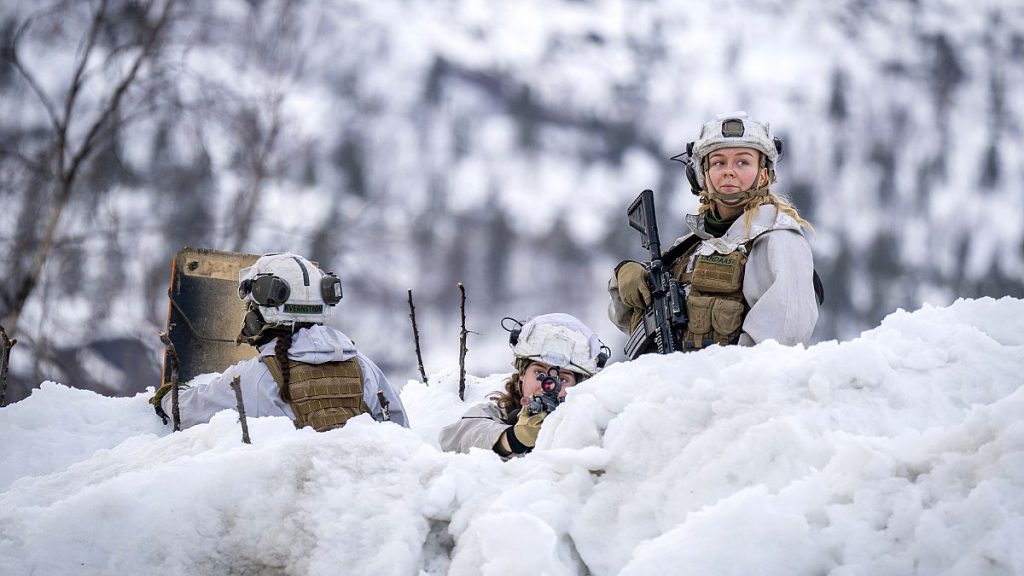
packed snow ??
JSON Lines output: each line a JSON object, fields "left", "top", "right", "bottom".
{"left": 1, "top": 297, "right": 1023, "bottom": 575}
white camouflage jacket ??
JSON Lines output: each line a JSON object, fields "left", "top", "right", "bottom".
{"left": 163, "top": 324, "right": 408, "bottom": 429}
{"left": 438, "top": 401, "right": 513, "bottom": 455}
{"left": 608, "top": 204, "right": 818, "bottom": 347}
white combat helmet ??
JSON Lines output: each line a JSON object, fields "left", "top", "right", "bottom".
{"left": 237, "top": 253, "right": 343, "bottom": 337}
{"left": 507, "top": 313, "right": 609, "bottom": 376}
{"left": 674, "top": 111, "right": 783, "bottom": 194}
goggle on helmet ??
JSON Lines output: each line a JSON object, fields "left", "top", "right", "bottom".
{"left": 237, "top": 253, "right": 343, "bottom": 328}
{"left": 671, "top": 111, "right": 784, "bottom": 195}
{"left": 503, "top": 313, "right": 610, "bottom": 377}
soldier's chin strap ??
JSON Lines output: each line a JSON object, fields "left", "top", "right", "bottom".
{"left": 703, "top": 180, "right": 772, "bottom": 206}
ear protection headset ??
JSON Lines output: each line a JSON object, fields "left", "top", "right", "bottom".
{"left": 238, "top": 272, "right": 343, "bottom": 307}
{"left": 237, "top": 254, "right": 344, "bottom": 344}
{"left": 503, "top": 316, "right": 523, "bottom": 345}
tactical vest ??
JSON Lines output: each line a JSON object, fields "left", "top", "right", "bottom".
{"left": 669, "top": 238, "right": 752, "bottom": 350}
{"left": 262, "top": 356, "right": 369, "bottom": 432}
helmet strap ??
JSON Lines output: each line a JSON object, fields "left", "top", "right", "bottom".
{"left": 704, "top": 180, "right": 772, "bottom": 205}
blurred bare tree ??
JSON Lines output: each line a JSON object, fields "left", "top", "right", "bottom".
{"left": 1, "top": 0, "right": 176, "bottom": 335}
{"left": 0, "top": 0, "right": 179, "bottom": 400}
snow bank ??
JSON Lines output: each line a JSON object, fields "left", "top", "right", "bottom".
{"left": 1, "top": 297, "right": 1022, "bottom": 575}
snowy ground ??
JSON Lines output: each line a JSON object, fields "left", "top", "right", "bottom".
{"left": 1, "top": 297, "right": 1022, "bottom": 576}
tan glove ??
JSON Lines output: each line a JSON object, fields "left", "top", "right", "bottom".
{"left": 507, "top": 408, "right": 547, "bottom": 453}
{"left": 149, "top": 382, "right": 174, "bottom": 409}
{"left": 616, "top": 261, "right": 651, "bottom": 309}
{"left": 149, "top": 381, "right": 185, "bottom": 425}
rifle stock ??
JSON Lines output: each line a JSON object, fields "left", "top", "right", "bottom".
{"left": 623, "top": 189, "right": 688, "bottom": 359}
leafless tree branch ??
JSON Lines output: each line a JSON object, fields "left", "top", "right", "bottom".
{"left": 458, "top": 283, "right": 468, "bottom": 401}
{"left": 159, "top": 328, "right": 181, "bottom": 432}
{"left": 229, "top": 97, "right": 283, "bottom": 252}
{"left": 407, "top": 289, "right": 429, "bottom": 385}
{"left": 7, "top": 14, "right": 62, "bottom": 136}
{"left": 230, "top": 375, "right": 251, "bottom": 444}
{"left": 3, "top": 0, "right": 177, "bottom": 335}
{"left": 0, "top": 324, "right": 17, "bottom": 407}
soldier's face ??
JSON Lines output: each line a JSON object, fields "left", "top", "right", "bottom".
{"left": 519, "top": 362, "right": 578, "bottom": 400}
{"left": 707, "top": 147, "right": 768, "bottom": 218}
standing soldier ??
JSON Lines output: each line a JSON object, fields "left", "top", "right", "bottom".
{"left": 609, "top": 112, "right": 819, "bottom": 353}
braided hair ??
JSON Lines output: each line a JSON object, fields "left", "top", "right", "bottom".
{"left": 274, "top": 329, "right": 294, "bottom": 402}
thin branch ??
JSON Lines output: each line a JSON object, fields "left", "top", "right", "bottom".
{"left": 229, "top": 375, "right": 251, "bottom": 444}
{"left": 159, "top": 329, "right": 181, "bottom": 431}
{"left": 458, "top": 283, "right": 468, "bottom": 401}
{"left": 7, "top": 14, "right": 62, "bottom": 136}
{"left": 407, "top": 289, "right": 428, "bottom": 385}
{"left": 0, "top": 324, "right": 17, "bottom": 407}
{"left": 59, "top": 0, "right": 110, "bottom": 182}
{"left": 229, "top": 96, "right": 283, "bottom": 252}
{"left": 65, "top": 0, "right": 176, "bottom": 186}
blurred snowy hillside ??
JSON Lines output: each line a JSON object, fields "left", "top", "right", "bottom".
{"left": 1, "top": 0, "right": 1022, "bottom": 400}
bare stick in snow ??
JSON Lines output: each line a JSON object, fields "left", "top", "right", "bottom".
{"left": 407, "top": 289, "right": 429, "bottom": 385}
{"left": 158, "top": 329, "right": 182, "bottom": 432}
{"left": 458, "top": 283, "right": 468, "bottom": 401}
{"left": 230, "top": 375, "right": 251, "bottom": 444}
{"left": 0, "top": 325, "right": 17, "bottom": 407}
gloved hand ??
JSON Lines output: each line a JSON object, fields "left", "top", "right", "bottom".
{"left": 507, "top": 408, "right": 547, "bottom": 453}
{"left": 616, "top": 261, "right": 651, "bottom": 310}
{"left": 149, "top": 382, "right": 175, "bottom": 409}
{"left": 148, "top": 381, "right": 185, "bottom": 425}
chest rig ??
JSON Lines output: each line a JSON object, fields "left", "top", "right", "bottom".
{"left": 262, "top": 356, "right": 369, "bottom": 432}
{"left": 669, "top": 237, "right": 752, "bottom": 350}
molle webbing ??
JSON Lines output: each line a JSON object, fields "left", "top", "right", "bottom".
{"left": 671, "top": 240, "right": 752, "bottom": 350}
{"left": 262, "top": 356, "right": 369, "bottom": 432}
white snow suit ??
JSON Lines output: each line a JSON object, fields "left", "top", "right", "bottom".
{"left": 438, "top": 402, "right": 514, "bottom": 455}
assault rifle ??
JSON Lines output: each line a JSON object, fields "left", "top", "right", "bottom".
{"left": 623, "top": 189, "right": 688, "bottom": 359}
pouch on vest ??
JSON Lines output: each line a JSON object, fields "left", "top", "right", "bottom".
{"left": 690, "top": 252, "right": 746, "bottom": 293}
{"left": 710, "top": 298, "right": 745, "bottom": 343}
{"left": 263, "top": 356, "right": 369, "bottom": 432}
{"left": 683, "top": 295, "right": 746, "bottom": 349}
{"left": 681, "top": 244, "right": 749, "bottom": 349}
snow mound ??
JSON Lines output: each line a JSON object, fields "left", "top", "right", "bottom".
{"left": 1, "top": 297, "right": 1022, "bottom": 575}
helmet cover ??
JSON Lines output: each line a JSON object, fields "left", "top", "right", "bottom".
{"left": 511, "top": 313, "right": 607, "bottom": 376}
{"left": 238, "top": 253, "right": 340, "bottom": 328}
{"left": 681, "top": 111, "right": 781, "bottom": 192}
